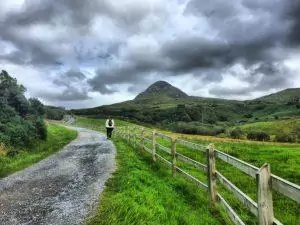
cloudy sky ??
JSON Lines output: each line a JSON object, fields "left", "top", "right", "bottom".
{"left": 1, "top": 0, "right": 300, "bottom": 109}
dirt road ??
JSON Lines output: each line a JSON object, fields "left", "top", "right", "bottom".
{"left": 0, "top": 127, "right": 116, "bottom": 225}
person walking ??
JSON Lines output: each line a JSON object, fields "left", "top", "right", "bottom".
{"left": 105, "top": 117, "right": 115, "bottom": 139}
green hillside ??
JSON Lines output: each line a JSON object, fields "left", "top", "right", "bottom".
{"left": 255, "top": 88, "right": 300, "bottom": 104}
{"left": 71, "top": 81, "right": 300, "bottom": 135}
{"left": 237, "top": 119, "right": 300, "bottom": 136}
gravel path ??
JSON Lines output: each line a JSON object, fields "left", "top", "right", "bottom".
{"left": 0, "top": 127, "right": 116, "bottom": 225}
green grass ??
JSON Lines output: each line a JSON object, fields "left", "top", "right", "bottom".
{"left": 175, "top": 139, "right": 300, "bottom": 225}
{"left": 76, "top": 116, "right": 131, "bottom": 128}
{"left": 237, "top": 118, "right": 300, "bottom": 135}
{"left": 151, "top": 131, "right": 300, "bottom": 225}
{"left": 76, "top": 117, "right": 226, "bottom": 225}
{"left": 86, "top": 137, "right": 225, "bottom": 225}
{"left": 0, "top": 123, "right": 77, "bottom": 178}
{"left": 77, "top": 117, "right": 300, "bottom": 225}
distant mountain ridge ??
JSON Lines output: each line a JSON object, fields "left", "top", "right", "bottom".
{"left": 135, "top": 81, "right": 188, "bottom": 100}
{"left": 71, "top": 80, "right": 300, "bottom": 126}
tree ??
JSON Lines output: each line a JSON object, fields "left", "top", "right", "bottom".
{"left": 230, "top": 128, "right": 244, "bottom": 139}
{"left": 29, "top": 98, "right": 45, "bottom": 115}
{"left": 0, "top": 70, "right": 29, "bottom": 116}
{"left": 0, "top": 70, "right": 47, "bottom": 148}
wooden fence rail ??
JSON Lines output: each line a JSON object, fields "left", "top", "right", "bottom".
{"left": 113, "top": 126, "right": 300, "bottom": 225}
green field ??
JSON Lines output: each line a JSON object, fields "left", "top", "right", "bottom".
{"left": 0, "top": 123, "right": 77, "bottom": 178}
{"left": 237, "top": 118, "right": 300, "bottom": 136}
{"left": 77, "top": 117, "right": 300, "bottom": 225}
{"left": 86, "top": 137, "right": 225, "bottom": 225}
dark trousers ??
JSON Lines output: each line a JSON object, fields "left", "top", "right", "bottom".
{"left": 106, "top": 127, "right": 114, "bottom": 138}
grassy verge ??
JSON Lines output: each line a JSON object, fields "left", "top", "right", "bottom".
{"left": 0, "top": 123, "right": 77, "bottom": 178}
{"left": 87, "top": 137, "right": 225, "bottom": 225}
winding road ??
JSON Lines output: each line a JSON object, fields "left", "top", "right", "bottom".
{"left": 0, "top": 127, "right": 116, "bottom": 225}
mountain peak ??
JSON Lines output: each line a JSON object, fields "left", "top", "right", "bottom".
{"left": 135, "top": 80, "right": 188, "bottom": 100}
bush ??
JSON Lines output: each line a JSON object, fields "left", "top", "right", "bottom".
{"left": 247, "top": 131, "right": 270, "bottom": 141}
{"left": 230, "top": 128, "right": 244, "bottom": 139}
{"left": 244, "top": 113, "right": 253, "bottom": 118}
{"left": 0, "top": 70, "right": 47, "bottom": 147}
{"left": 45, "top": 107, "right": 66, "bottom": 120}
{"left": 34, "top": 117, "right": 47, "bottom": 140}
{"left": 169, "top": 123, "right": 225, "bottom": 136}
{"left": 275, "top": 134, "right": 296, "bottom": 143}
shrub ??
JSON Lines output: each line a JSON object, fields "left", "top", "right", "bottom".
{"left": 244, "top": 113, "right": 253, "bottom": 118}
{"left": 0, "top": 142, "right": 8, "bottom": 156}
{"left": 247, "top": 131, "right": 270, "bottom": 141}
{"left": 34, "top": 117, "right": 47, "bottom": 140}
{"left": 275, "top": 134, "right": 296, "bottom": 143}
{"left": 7, "top": 149, "right": 19, "bottom": 157}
{"left": 169, "top": 123, "right": 225, "bottom": 136}
{"left": 0, "top": 70, "right": 47, "bottom": 147}
{"left": 230, "top": 128, "right": 244, "bottom": 139}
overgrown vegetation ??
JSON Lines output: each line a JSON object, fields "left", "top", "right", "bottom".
{"left": 0, "top": 70, "right": 77, "bottom": 177}
{"left": 0, "top": 70, "right": 47, "bottom": 147}
{"left": 0, "top": 123, "right": 77, "bottom": 177}
{"left": 45, "top": 105, "right": 67, "bottom": 120}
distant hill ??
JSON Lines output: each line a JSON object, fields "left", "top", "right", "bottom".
{"left": 70, "top": 81, "right": 300, "bottom": 128}
{"left": 255, "top": 88, "right": 300, "bottom": 103}
{"left": 135, "top": 81, "right": 188, "bottom": 100}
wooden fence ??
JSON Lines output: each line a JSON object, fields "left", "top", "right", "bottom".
{"left": 110, "top": 125, "right": 300, "bottom": 225}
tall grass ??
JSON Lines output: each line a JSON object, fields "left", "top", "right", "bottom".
{"left": 0, "top": 123, "right": 77, "bottom": 178}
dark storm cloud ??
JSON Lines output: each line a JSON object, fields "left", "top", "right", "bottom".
{"left": 209, "top": 62, "right": 293, "bottom": 97}
{"left": 53, "top": 69, "right": 86, "bottom": 87}
{"left": 47, "top": 69, "right": 90, "bottom": 101}
{"left": 0, "top": 0, "right": 154, "bottom": 66}
{"left": 2, "top": 0, "right": 145, "bottom": 29}
{"left": 38, "top": 87, "right": 90, "bottom": 101}
{"left": 88, "top": 43, "right": 166, "bottom": 94}
{"left": 88, "top": 65, "right": 146, "bottom": 94}
{"left": 1, "top": 0, "right": 300, "bottom": 104}
{"left": 283, "top": 1, "right": 300, "bottom": 45}
{"left": 249, "top": 62, "right": 293, "bottom": 90}
{"left": 182, "top": 0, "right": 286, "bottom": 65}
{"left": 89, "top": 0, "right": 300, "bottom": 96}
{"left": 0, "top": 0, "right": 99, "bottom": 65}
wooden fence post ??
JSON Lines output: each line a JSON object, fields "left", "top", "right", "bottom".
{"left": 256, "top": 163, "right": 274, "bottom": 225}
{"left": 141, "top": 129, "right": 145, "bottom": 151}
{"left": 171, "top": 138, "right": 177, "bottom": 175}
{"left": 152, "top": 130, "right": 156, "bottom": 162}
{"left": 207, "top": 143, "right": 217, "bottom": 207}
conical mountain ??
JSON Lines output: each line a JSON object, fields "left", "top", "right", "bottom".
{"left": 135, "top": 81, "right": 188, "bottom": 100}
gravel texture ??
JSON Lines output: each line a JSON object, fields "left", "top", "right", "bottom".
{"left": 0, "top": 127, "right": 116, "bottom": 225}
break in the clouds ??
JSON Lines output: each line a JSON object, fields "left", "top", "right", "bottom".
{"left": 0, "top": 0, "right": 300, "bottom": 108}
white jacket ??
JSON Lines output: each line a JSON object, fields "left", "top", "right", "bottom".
{"left": 105, "top": 119, "right": 115, "bottom": 128}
